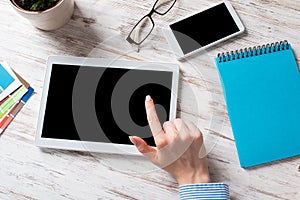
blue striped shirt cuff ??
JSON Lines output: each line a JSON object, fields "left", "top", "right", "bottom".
{"left": 179, "top": 183, "right": 230, "bottom": 200}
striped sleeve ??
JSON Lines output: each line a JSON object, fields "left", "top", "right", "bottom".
{"left": 179, "top": 183, "right": 230, "bottom": 200}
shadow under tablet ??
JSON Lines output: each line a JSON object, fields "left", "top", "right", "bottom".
{"left": 41, "top": 64, "right": 173, "bottom": 147}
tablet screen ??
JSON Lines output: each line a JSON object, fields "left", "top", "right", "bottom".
{"left": 41, "top": 64, "right": 173, "bottom": 147}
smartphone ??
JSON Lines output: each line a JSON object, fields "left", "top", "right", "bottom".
{"left": 163, "top": 1, "right": 245, "bottom": 59}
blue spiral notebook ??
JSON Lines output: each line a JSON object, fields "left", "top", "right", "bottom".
{"left": 215, "top": 40, "right": 300, "bottom": 168}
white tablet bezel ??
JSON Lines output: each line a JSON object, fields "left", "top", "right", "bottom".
{"left": 162, "top": 0, "right": 245, "bottom": 60}
{"left": 36, "top": 56, "right": 179, "bottom": 155}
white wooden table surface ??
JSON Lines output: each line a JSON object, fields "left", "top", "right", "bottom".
{"left": 1, "top": 0, "right": 300, "bottom": 199}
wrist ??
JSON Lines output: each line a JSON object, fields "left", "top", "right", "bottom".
{"left": 176, "top": 171, "right": 211, "bottom": 186}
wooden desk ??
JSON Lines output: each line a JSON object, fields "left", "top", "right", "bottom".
{"left": 1, "top": 0, "right": 299, "bottom": 199}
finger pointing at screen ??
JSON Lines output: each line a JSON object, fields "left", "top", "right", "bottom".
{"left": 129, "top": 95, "right": 211, "bottom": 185}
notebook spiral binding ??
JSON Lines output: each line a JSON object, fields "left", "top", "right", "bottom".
{"left": 217, "top": 40, "right": 289, "bottom": 63}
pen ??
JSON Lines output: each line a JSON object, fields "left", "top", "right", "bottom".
{"left": 0, "top": 85, "right": 27, "bottom": 118}
{"left": 0, "top": 87, "right": 34, "bottom": 134}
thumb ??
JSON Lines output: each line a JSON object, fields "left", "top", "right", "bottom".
{"left": 129, "top": 136, "right": 157, "bottom": 163}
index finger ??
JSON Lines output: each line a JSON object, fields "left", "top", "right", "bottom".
{"left": 145, "top": 95, "right": 164, "bottom": 137}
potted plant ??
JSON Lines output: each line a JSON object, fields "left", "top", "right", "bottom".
{"left": 10, "top": 0, "right": 75, "bottom": 31}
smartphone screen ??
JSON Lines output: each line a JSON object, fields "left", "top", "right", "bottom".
{"left": 169, "top": 2, "right": 240, "bottom": 55}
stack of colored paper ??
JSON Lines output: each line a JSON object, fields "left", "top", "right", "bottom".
{"left": 0, "top": 61, "right": 34, "bottom": 134}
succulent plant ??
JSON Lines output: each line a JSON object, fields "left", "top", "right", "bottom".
{"left": 13, "top": 0, "right": 59, "bottom": 11}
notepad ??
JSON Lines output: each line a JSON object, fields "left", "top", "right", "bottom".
{"left": 0, "top": 63, "right": 14, "bottom": 93}
{"left": 0, "top": 61, "right": 34, "bottom": 135}
{"left": 215, "top": 40, "right": 300, "bottom": 168}
{"left": 0, "top": 61, "right": 22, "bottom": 101}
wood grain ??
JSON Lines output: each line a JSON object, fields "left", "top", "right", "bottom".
{"left": 0, "top": 0, "right": 299, "bottom": 199}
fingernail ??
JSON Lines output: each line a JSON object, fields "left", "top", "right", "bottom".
{"left": 145, "top": 95, "right": 151, "bottom": 102}
{"left": 129, "top": 136, "right": 139, "bottom": 146}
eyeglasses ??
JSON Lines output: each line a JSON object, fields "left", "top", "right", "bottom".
{"left": 126, "top": 0, "right": 176, "bottom": 46}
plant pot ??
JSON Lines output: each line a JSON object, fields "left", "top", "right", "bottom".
{"left": 10, "top": 0, "right": 75, "bottom": 31}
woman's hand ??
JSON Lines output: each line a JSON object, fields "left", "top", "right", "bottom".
{"left": 129, "top": 95, "right": 211, "bottom": 185}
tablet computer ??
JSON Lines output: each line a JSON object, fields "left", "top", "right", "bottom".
{"left": 36, "top": 56, "right": 179, "bottom": 155}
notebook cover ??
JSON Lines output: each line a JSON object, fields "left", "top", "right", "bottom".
{"left": 0, "top": 61, "right": 22, "bottom": 101}
{"left": 215, "top": 42, "right": 300, "bottom": 167}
